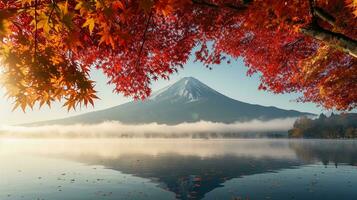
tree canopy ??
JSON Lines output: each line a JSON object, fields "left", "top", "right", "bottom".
{"left": 0, "top": 0, "right": 356, "bottom": 111}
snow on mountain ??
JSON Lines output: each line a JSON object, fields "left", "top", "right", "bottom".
{"left": 149, "top": 77, "right": 219, "bottom": 102}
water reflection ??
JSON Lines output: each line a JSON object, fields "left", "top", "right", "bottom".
{"left": 72, "top": 153, "right": 302, "bottom": 199}
{"left": 290, "top": 140, "right": 357, "bottom": 167}
{"left": 1, "top": 139, "right": 357, "bottom": 200}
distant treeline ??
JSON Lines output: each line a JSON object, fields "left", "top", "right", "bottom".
{"left": 289, "top": 113, "right": 357, "bottom": 138}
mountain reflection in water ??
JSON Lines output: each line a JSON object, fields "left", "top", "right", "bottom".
{"left": 1, "top": 139, "right": 357, "bottom": 200}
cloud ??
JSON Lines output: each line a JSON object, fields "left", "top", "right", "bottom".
{"left": 0, "top": 118, "right": 297, "bottom": 138}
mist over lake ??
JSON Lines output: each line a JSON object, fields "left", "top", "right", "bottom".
{"left": 0, "top": 118, "right": 297, "bottom": 138}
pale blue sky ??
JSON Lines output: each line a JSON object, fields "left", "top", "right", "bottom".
{"left": 0, "top": 58, "right": 326, "bottom": 125}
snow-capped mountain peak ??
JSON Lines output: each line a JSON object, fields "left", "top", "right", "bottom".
{"left": 150, "top": 77, "right": 219, "bottom": 102}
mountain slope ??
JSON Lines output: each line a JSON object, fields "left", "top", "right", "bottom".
{"left": 36, "top": 77, "right": 314, "bottom": 125}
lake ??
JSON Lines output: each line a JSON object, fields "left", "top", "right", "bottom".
{"left": 1, "top": 139, "right": 357, "bottom": 200}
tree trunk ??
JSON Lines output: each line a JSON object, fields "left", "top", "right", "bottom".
{"left": 300, "top": 26, "right": 357, "bottom": 58}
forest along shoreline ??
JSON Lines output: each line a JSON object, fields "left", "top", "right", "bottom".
{"left": 289, "top": 113, "right": 357, "bottom": 139}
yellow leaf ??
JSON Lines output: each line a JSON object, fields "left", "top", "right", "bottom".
{"left": 82, "top": 18, "right": 95, "bottom": 34}
{"left": 63, "top": 0, "right": 69, "bottom": 15}
{"left": 98, "top": 27, "right": 115, "bottom": 49}
{"left": 75, "top": 1, "right": 83, "bottom": 10}
{"left": 96, "top": 0, "right": 103, "bottom": 9}
{"left": 37, "top": 14, "right": 52, "bottom": 34}
{"left": 0, "top": 19, "right": 11, "bottom": 38}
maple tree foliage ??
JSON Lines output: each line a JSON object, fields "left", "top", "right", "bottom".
{"left": 0, "top": 0, "right": 356, "bottom": 111}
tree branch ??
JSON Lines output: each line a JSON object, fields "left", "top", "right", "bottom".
{"left": 135, "top": 10, "right": 153, "bottom": 68}
{"left": 300, "top": 25, "right": 357, "bottom": 58}
{"left": 313, "top": 7, "right": 336, "bottom": 27}
{"left": 195, "top": 0, "right": 355, "bottom": 58}
{"left": 306, "top": 1, "right": 356, "bottom": 57}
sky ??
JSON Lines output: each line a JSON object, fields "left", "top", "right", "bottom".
{"left": 0, "top": 57, "right": 327, "bottom": 125}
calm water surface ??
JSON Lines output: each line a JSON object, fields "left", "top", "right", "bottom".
{"left": 1, "top": 139, "right": 357, "bottom": 200}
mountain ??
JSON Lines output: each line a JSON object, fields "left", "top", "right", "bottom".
{"left": 35, "top": 77, "right": 314, "bottom": 125}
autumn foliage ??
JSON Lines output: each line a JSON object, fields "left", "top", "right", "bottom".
{"left": 0, "top": 0, "right": 356, "bottom": 111}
